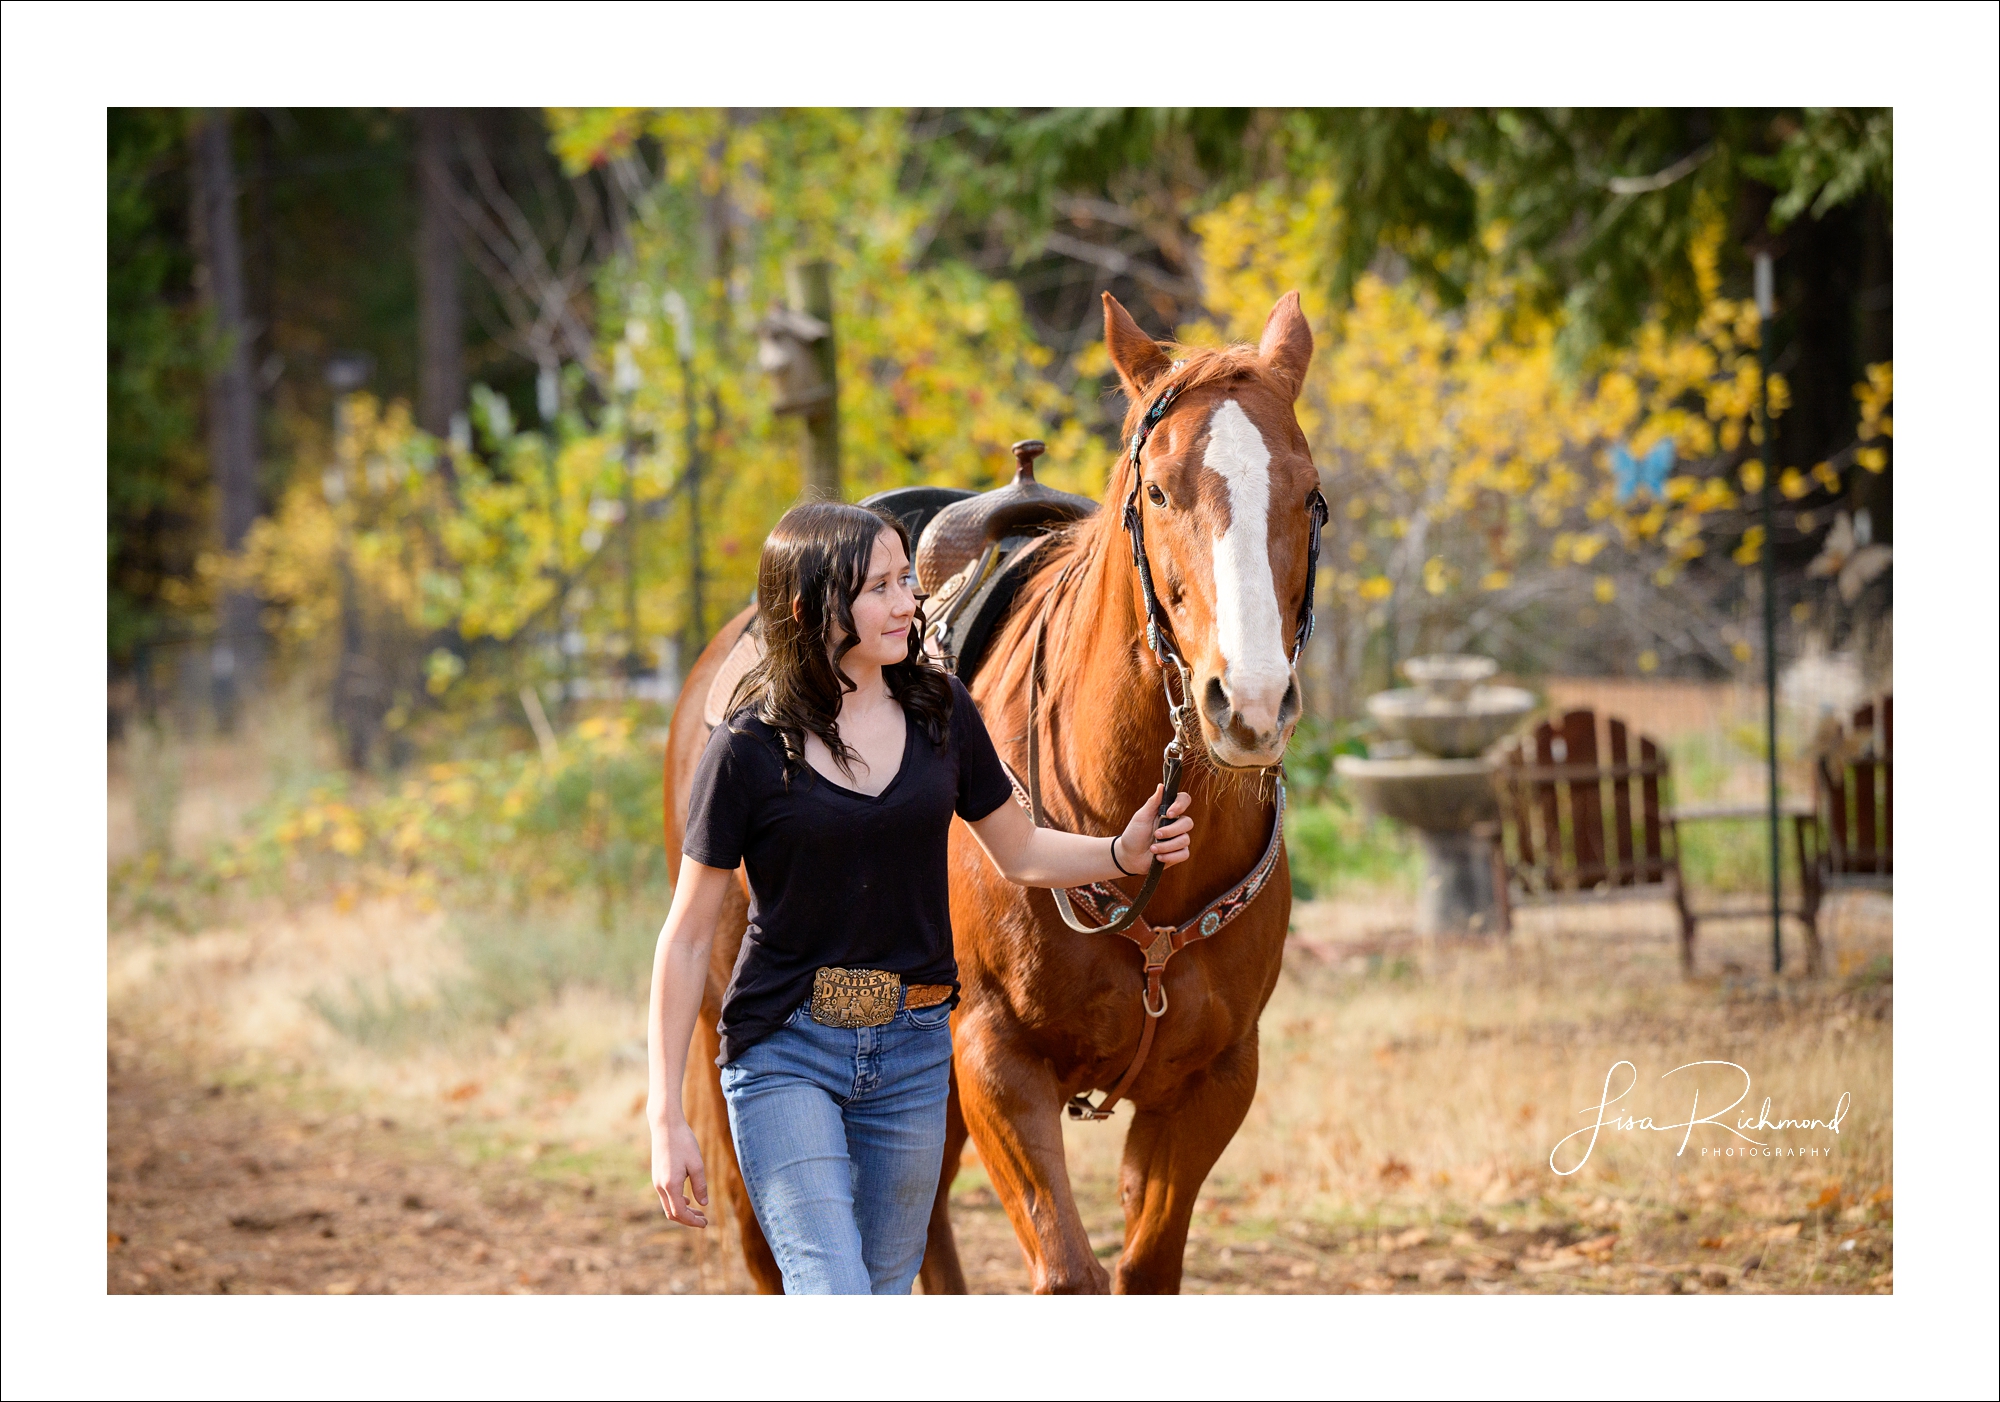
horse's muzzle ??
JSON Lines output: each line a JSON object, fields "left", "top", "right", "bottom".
{"left": 1199, "top": 668, "right": 1301, "bottom": 767}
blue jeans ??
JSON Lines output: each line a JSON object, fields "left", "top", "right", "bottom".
{"left": 719, "top": 996, "right": 953, "bottom": 1294}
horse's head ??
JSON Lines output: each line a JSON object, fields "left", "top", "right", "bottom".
{"left": 1103, "top": 291, "right": 1320, "bottom": 770}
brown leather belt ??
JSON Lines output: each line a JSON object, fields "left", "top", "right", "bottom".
{"left": 808, "top": 967, "right": 952, "bottom": 1028}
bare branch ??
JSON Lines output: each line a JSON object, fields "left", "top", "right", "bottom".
{"left": 1606, "top": 144, "right": 1714, "bottom": 196}
{"left": 1040, "top": 231, "right": 1198, "bottom": 301}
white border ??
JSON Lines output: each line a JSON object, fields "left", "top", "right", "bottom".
{"left": 5, "top": 2, "right": 1995, "bottom": 1398}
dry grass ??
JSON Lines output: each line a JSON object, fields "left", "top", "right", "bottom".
{"left": 107, "top": 881, "right": 1890, "bottom": 1294}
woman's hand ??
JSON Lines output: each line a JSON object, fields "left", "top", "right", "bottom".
{"left": 651, "top": 1117, "right": 709, "bottom": 1228}
{"left": 646, "top": 857, "right": 733, "bottom": 1229}
{"left": 1114, "top": 784, "right": 1195, "bottom": 873}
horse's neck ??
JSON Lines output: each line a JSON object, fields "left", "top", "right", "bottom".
{"left": 1042, "top": 536, "right": 1276, "bottom": 895}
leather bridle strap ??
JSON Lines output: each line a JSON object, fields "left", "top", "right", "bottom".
{"left": 1122, "top": 378, "right": 1329, "bottom": 673}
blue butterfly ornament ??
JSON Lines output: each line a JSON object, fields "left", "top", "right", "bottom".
{"left": 1611, "top": 440, "right": 1675, "bottom": 503}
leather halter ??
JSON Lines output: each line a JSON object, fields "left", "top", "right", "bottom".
{"left": 1013, "top": 372, "right": 1328, "bottom": 1121}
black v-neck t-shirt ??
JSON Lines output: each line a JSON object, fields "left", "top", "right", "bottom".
{"left": 681, "top": 674, "right": 1014, "bottom": 1065}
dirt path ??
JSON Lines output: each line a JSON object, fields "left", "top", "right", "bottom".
{"left": 108, "top": 1045, "right": 1888, "bottom": 1296}
{"left": 108, "top": 1050, "right": 714, "bottom": 1296}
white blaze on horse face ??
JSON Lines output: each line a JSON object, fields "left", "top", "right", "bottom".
{"left": 1203, "top": 399, "right": 1290, "bottom": 737}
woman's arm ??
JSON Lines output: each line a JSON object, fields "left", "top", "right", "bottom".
{"left": 966, "top": 783, "right": 1193, "bottom": 889}
{"left": 646, "top": 855, "right": 737, "bottom": 1227}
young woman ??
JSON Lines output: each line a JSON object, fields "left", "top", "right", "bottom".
{"left": 645, "top": 501, "right": 1195, "bottom": 1294}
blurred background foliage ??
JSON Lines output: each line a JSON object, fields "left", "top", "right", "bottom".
{"left": 108, "top": 106, "right": 1892, "bottom": 919}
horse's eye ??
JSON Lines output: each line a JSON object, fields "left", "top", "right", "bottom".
{"left": 1146, "top": 483, "right": 1168, "bottom": 508}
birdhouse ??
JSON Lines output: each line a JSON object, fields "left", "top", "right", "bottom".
{"left": 755, "top": 304, "right": 833, "bottom": 416}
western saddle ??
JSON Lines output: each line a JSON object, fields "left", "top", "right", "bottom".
{"left": 701, "top": 440, "right": 1094, "bottom": 725}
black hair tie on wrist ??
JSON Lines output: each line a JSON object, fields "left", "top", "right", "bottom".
{"left": 1110, "top": 833, "right": 1139, "bottom": 878}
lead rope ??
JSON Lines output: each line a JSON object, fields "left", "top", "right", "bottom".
{"left": 1027, "top": 601, "right": 1192, "bottom": 939}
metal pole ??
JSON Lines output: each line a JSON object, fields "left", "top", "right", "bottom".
{"left": 1755, "top": 252, "right": 1782, "bottom": 976}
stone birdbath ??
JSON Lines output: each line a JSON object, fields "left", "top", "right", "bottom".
{"left": 1333, "top": 655, "right": 1535, "bottom": 936}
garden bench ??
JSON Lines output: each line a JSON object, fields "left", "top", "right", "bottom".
{"left": 1488, "top": 708, "right": 1699, "bottom": 968}
{"left": 1491, "top": 706, "right": 1837, "bottom": 974}
{"left": 1797, "top": 694, "right": 1892, "bottom": 954}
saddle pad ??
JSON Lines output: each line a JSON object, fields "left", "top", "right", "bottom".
{"left": 944, "top": 533, "right": 1048, "bottom": 682}
{"left": 702, "top": 620, "right": 765, "bottom": 728}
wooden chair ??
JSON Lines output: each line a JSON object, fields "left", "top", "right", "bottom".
{"left": 1488, "top": 708, "right": 1698, "bottom": 970}
{"left": 1797, "top": 694, "right": 1892, "bottom": 949}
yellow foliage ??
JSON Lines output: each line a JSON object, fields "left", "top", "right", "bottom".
{"left": 1733, "top": 525, "right": 1766, "bottom": 566}
{"left": 228, "top": 110, "right": 1111, "bottom": 709}
{"left": 1183, "top": 182, "right": 1839, "bottom": 659}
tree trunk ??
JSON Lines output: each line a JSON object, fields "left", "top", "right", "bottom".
{"left": 1780, "top": 204, "right": 1861, "bottom": 476}
{"left": 190, "top": 109, "right": 263, "bottom": 728}
{"left": 416, "top": 108, "right": 465, "bottom": 441}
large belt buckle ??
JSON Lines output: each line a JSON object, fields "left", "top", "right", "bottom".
{"left": 810, "top": 967, "right": 901, "bottom": 1028}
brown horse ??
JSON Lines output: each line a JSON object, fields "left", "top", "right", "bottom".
{"left": 663, "top": 291, "right": 1321, "bottom": 1293}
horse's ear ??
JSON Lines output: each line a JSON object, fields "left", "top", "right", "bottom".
{"left": 1257, "top": 291, "right": 1314, "bottom": 402}
{"left": 1103, "top": 293, "right": 1173, "bottom": 399}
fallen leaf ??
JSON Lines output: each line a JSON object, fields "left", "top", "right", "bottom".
{"left": 325, "top": 1279, "right": 359, "bottom": 1295}
{"left": 628, "top": 1093, "right": 647, "bottom": 1118}
{"left": 1698, "top": 1235, "right": 1727, "bottom": 1250}
{"left": 1765, "top": 1221, "right": 1803, "bottom": 1241}
{"left": 1377, "top": 1158, "right": 1413, "bottom": 1186}
{"left": 445, "top": 1081, "right": 482, "bottom": 1103}
{"left": 1391, "top": 1225, "right": 1430, "bottom": 1250}
{"left": 108, "top": 1232, "right": 125, "bottom": 1251}
{"left": 1576, "top": 1233, "right": 1619, "bottom": 1263}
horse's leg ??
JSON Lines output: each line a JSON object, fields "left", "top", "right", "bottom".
{"left": 680, "top": 882, "right": 784, "bottom": 1294}
{"left": 956, "top": 1017, "right": 1109, "bottom": 1293}
{"left": 1111, "top": 1032, "right": 1260, "bottom": 1294}
{"left": 916, "top": 1065, "right": 971, "bottom": 1294}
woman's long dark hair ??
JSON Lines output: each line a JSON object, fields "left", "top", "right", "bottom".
{"left": 728, "top": 501, "right": 954, "bottom": 781}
